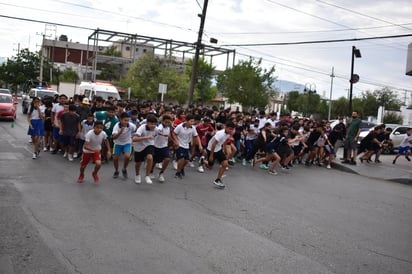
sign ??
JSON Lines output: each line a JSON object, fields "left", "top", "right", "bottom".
{"left": 158, "top": 83, "right": 167, "bottom": 94}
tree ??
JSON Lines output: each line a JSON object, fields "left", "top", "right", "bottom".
{"left": 383, "top": 112, "right": 403, "bottom": 124}
{"left": 286, "top": 90, "right": 300, "bottom": 112}
{"left": 217, "top": 58, "right": 276, "bottom": 111}
{"left": 0, "top": 48, "right": 41, "bottom": 90}
{"left": 58, "top": 68, "right": 79, "bottom": 83}
{"left": 185, "top": 57, "right": 216, "bottom": 104}
{"left": 374, "top": 87, "right": 401, "bottom": 111}
{"left": 331, "top": 97, "right": 348, "bottom": 118}
{"left": 119, "top": 53, "right": 190, "bottom": 103}
{"left": 296, "top": 92, "right": 321, "bottom": 117}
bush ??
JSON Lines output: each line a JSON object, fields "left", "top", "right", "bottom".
{"left": 383, "top": 112, "right": 403, "bottom": 124}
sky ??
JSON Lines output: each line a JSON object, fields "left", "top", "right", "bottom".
{"left": 0, "top": 0, "right": 411, "bottom": 101}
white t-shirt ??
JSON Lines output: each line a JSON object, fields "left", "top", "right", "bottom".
{"left": 154, "top": 123, "right": 171, "bottom": 149}
{"left": 173, "top": 122, "right": 198, "bottom": 149}
{"left": 80, "top": 120, "right": 95, "bottom": 140}
{"left": 399, "top": 134, "right": 412, "bottom": 148}
{"left": 52, "top": 103, "right": 64, "bottom": 125}
{"left": 112, "top": 122, "right": 136, "bottom": 145}
{"left": 133, "top": 125, "right": 156, "bottom": 152}
{"left": 83, "top": 130, "right": 107, "bottom": 153}
{"left": 207, "top": 129, "right": 230, "bottom": 152}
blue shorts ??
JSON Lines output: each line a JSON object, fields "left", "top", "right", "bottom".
{"left": 154, "top": 147, "right": 170, "bottom": 163}
{"left": 176, "top": 147, "right": 190, "bottom": 160}
{"left": 113, "top": 143, "right": 132, "bottom": 155}
{"left": 53, "top": 127, "right": 63, "bottom": 141}
{"left": 398, "top": 146, "right": 411, "bottom": 155}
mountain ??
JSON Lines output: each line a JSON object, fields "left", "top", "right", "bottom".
{"left": 273, "top": 79, "right": 305, "bottom": 93}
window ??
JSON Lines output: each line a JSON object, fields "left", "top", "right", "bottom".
{"left": 135, "top": 48, "right": 139, "bottom": 52}
{"left": 125, "top": 46, "right": 130, "bottom": 51}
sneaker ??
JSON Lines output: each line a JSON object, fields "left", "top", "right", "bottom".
{"left": 228, "top": 160, "right": 234, "bottom": 166}
{"left": 392, "top": 159, "right": 396, "bottom": 164}
{"left": 175, "top": 172, "right": 182, "bottom": 179}
{"left": 51, "top": 149, "right": 57, "bottom": 154}
{"left": 172, "top": 160, "right": 178, "bottom": 170}
{"left": 77, "top": 174, "right": 84, "bottom": 183}
{"left": 63, "top": 152, "right": 68, "bottom": 158}
{"left": 32, "top": 153, "right": 37, "bottom": 159}
{"left": 189, "top": 161, "right": 195, "bottom": 168}
{"left": 349, "top": 160, "right": 357, "bottom": 165}
{"left": 341, "top": 159, "right": 350, "bottom": 164}
{"left": 113, "top": 170, "right": 119, "bottom": 178}
{"left": 326, "top": 164, "right": 331, "bottom": 169}
{"left": 181, "top": 168, "right": 185, "bottom": 177}
{"left": 406, "top": 156, "right": 411, "bottom": 162}
{"left": 251, "top": 158, "right": 255, "bottom": 167}
{"left": 268, "top": 169, "right": 278, "bottom": 175}
{"left": 242, "top": 159, "right": 247, "bottom": 166}
{"left": 92, "top": 172, "right": 99, "bottom": 183}
{"left": 375, "top": 159, "right": 381, "bottom": 163}
{"left": 213, "top": 179, "right": 225, "bottom": 189}
{"left": 156, "top": 163, "right": 163, "bottom": 169}
{"left": 134, "top": 175, "right": 141, "bottom": 184}
{"left": 281, "top": 165, "right": 290, "bottom": 171}
{"left": 43, "top": 147, "right": 48, "bottom": 152}
{"left": 145, "top": 176, "right": 153, "bottom": 184}
{"left": 73, "top": 152, "right": 78, "bottom": 159}
{"left": 159, "top": 173, "right": 165, "bottom": 182}
{"left": 68, "top": 154, "right": 74, "bottom": 161}
{"left": 122, "top": 168, "right": 128, "bottom": 178}
{"left": 197, "top": 165, "right": 205, "bottom": 173}
{"left": 150, "top": 174, "right": 156, "bottom": 179}
{"left": 259, "top": 163, "right": 268, "bottom": 170}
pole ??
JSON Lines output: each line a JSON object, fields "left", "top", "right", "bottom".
{"left": 39, "top": 34, "right": 45, "bottom": 84}
{"left": 188, "top": 0, "right": 209, "bottom": 106}
{"left": 328, "top": 67, "right": 334, "bottom": 121}
{"left": 348, "top": 46, "right": 355, "bottom": 116}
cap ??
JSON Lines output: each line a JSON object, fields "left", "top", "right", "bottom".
{"left": 82, "top": 98, "right": 90, "bottom": 105}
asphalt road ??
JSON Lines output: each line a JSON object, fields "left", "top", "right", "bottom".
{"left": 1, "top": 110, "right": 412, "bottom": 274}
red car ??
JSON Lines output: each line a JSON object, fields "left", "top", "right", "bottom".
{"left": 0, "top": 94, "right": 17, "bottom": 121}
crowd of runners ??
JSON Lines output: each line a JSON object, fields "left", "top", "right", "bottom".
{"left": 26, "top": 93, "right": 412, "bottom": 189}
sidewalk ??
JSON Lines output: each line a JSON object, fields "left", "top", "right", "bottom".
{"left": 331, "top": 150, "right": 412, "bottom": 185}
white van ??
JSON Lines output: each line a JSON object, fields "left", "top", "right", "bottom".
{"left": 77, "top": 81, "right": 121, "bottom": 101}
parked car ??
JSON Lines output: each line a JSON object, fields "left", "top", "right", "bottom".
{"left": 22, "top": 88, "right": 58, "bottom": 114}
{"left": 0, "top": 88, "right": 12, "bottom": 95}
{"left": 357, "top": 121, "right": 377, "bottom": 144}
{"left": 0, "top": 94, "right": 17, "bottom": 121}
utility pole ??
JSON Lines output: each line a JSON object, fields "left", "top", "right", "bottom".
{"left": 188, "top": 0, "right": 209, "bottom": 106}
{"left": 328, "top": 67, "right": 335, "bottom": 121}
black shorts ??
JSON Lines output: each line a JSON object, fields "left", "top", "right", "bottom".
{"left": 206, "top": 149, "right": 227, "bottom": 167}
{"left": 134, "top": 145, "right": 154, "bottom": 162}
{"left": 154, "top": 147, "right": 171, "bottom": 163}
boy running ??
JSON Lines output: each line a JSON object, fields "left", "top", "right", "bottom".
{"left": 112, "top": 112, "right": 137, "bottom": 179}
{"left": 205, "top": 121, "right": 236, "bottom": 189}
{"left": 172, "top": 114, "right": 203, "bottom": 179}
{"left": 77, "top": 121, "right": 111, "bottom": 183}
{"left": 392, "top": 128, "right": 412, "bottom": 164}
{"left": 153, "top": 115, "right": 172, "bottom": 182}
{"left": 132, "top": 114, "right": 158, "bottom": 184}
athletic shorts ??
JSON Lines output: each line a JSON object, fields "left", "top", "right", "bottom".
{"left": 398, "top": 146, "right": 411, "bottom": 155}
{"left": 113, "top": 143, "right": 132, "bottom": 155}
{"left": 80, "top": 152, "right": 101, "bottom": 166}
{"left": 176, "top": 147, "right": 190, "bottom": 160}
{"left": 154, "top": 147, "right": 170, "bottom": 163}
{"left": 62, "top": 135, "right": 77, "bottom": 147}
{"left": 206, "top": 149, "right": 227, "bottom": 166}
{"left": 52, "top": 127, "right": 63, "bottom": 141}
{"left": 134, "top": 145, "right": 154, "bottom": 162}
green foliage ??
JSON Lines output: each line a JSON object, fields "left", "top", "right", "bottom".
{"left": 185, "top": 58, "right": 216, "bottom": 104}
{"left": 217, "top": 58, "right": 276, "bottom": 111}
{"left": 58, "top": 68, "right": 79, "bottom": 83}
{"left": 383, "top": 112, "right": 403, "bottom": 124}
{"left": 296, "top": 92, "right": 321, "bottom": 117}
{"left": 0, "top": 49, "right": 41, "bottom": 90}
{"left": 286, "top": 91, "right": 300, "bottom": 112}
{"left": 119, "top": 53, "right": 189, "bottom": 103}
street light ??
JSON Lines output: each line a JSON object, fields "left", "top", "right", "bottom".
{"left": 348, "top": 46, "right": 361, "bottom": 115}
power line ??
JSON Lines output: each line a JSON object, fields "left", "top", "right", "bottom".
{"left": 0, "top": 14, "right": 94, "bottom": 31}
{"left": 222, "top": 33, "right": 412, "bottom": 47}
{"left": 194, "top": 0, "right": 202, "bottom": 10}
{"left": 316, "top": 0, "right": 412, "bottom": 31}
